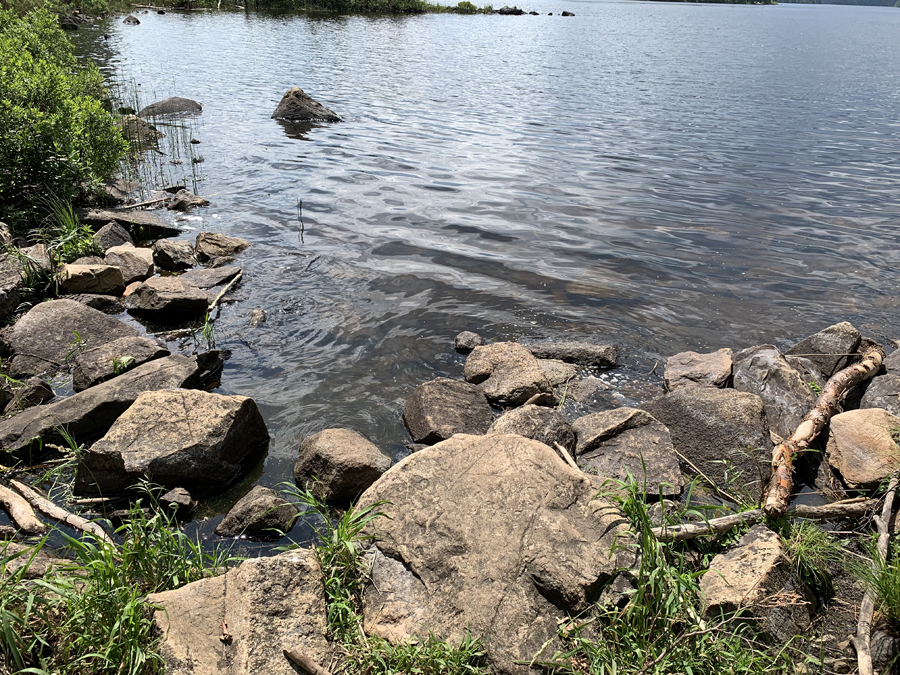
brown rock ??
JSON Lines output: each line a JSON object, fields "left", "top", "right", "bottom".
{"left": 58, "top": 264, "right": 125, "bottom": 295}
{"left": 464, "top": 342, "right": 551, "bottom": 407}
{"left": 167, "top": 189, "right": 209, "bottom": 211}
{"left": 664, "top": 348, "right": 732, "bottom": 390}
{"left": 402, "top": 377, "right": 493, "bottom": 444}
{"left": 117, "top": 114, "right": 162, "bottom": 148}
{"left": 152, "top": 239, "right": 196, "bottom": 271}
{"left": 194, "top": 232, "right": 249, "bottom": 262}
{"left": 215, "top": 485, "right": 298, "bottom": 538}
{"left": 526, "top": 341, "right": 617, "bottom": 367}
{"left": 539, "top": 359, "right": 577, "bottom": 386}
{"left": 104, "top": 244, "right": 154, "bottom": 284}
{"left": 487, "top": 404, "right": 575, "bottom": 452}
{"left": 293, "top": 428, "right": 390, "bottom": 504}
{"left": 72, "top": 336, "right": 170, "bottom": 391}
{"left": 271, "top": 87, "right": 340, "bottom": 122}
{"left": 126, "top": 276, "right": 209, "bottom": 319}
{"left": 826, "top": 408, "right": 900, "bottom": 489}
{"left": 454, "top": 330, "right": 483, "bottom": 353}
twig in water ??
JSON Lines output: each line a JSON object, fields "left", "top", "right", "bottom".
{"left": 646, "top": 360, "right": 658, "bottom": 376}
{"left": 208, "top": 272, "right": 243, "bottom": 313}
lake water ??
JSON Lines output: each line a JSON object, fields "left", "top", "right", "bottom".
{"left": 68, "top": 0, "right": 900, "bottom": 534}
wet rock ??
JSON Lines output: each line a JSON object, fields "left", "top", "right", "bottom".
{"left": 454, "top": 330, "right": 483, "bottom": 353}
{"left": 59, "top": 294, "right": 125, "bottom": 314}
{"left": 403, "top": 377, "right": 493, "bottom": 444}
{"left": 359, "top": 433, "right": 638, "bottom": 675}
{"left": 249, "top": 308, "right": 266, "bottom": 327}
{"left": 126, "top": 276, "right": 209, "bottom": 319}
{"left": 539, "top": 359, "right": 577, "bottom": 386}
{"left": 58, "top": 264, "right": 125, "bottom": 296}
{"left": 194, "top": 232, "right": 249, "bottom": 262}
{"left": 497, "top": 5, "right": 524, "bottom": 13}
{"left": 117, "top": 114, "right": 162, "bottom": 147}
{"left": 293, "top": 428, "right": 391, "bottom": 504}
{"left": 572, "top": 408, "right": 683, "bottom": 496}
{"left": 561, "top": 10, "right": 574, "bottom": 15}
{"left": 3, "top": 377, "right": 54, "bottom": 415}
{"left": 178, "top": 266, "right": 240, "bottom": 289}
{"left": 664, "top": 348, "right": 732, "bottom": 390}
{"left": 76, "top": 208, "right": 182, "bottom": 240}
{"left": 826, "top": 408, "right": 900, "bottom": 490}
{"left": 859, "top": 374, "right": 900, "bottom": 416}
{"left": 160, "top": 487, "right": 194, "bottom": 516}
{"left": 0, "top": 299, "right": 139, "bottom": 378}
{"left": 487, "top": 404, "right": 576, "bottom": 452}
{"left": 72, "top": 336, "right": 170, "bottom": 391}
{"left": 122, "top": 14, "right": 140, "bottom": 24}
{"left": 700, "top": 525, "right": 813, "bottom": 643}
{"left": 76, "top": 388, "right": 269, "bottom": 494}
{"left": 0, "top": 354, "right": 201, "bottom": 457}
{"left": 93, "top": 222, "right": 134, "bottom": 251}
{"left": 215, "top": 485, "right": 298, "bottom": 538}
{"left": 567, "top": 376, "right": 612, "bottom": 403}
{"left": 152, "top": 239, "right": 196, "bottom": 271}
{"left": 271, "top": 87, "right": 340, "bottom": 123}
{"left": 138, "top": 96, "right": 202, "bottom": 117}
{"left": 785, "top": 322, "right": 862, "bottom": 379}
{"left": 526, "top": 341, "right": 617, "bottom": 367}
{"left": 166, "top": 189, "right": 209, "bottom": 211}
{"left": 464, "top": 342, "right": 551, "bottom": 407}
{"left": 104, "top": 244, "right": 154, "bottom": 285}
{"left": 149, "top": 548, "right": 331, "bottom": 675}
{"left": 733, "top": 346, "right": 818, "bottom": 440}
{"left": 643, "top": 387, "right": 772, "bottom": 501}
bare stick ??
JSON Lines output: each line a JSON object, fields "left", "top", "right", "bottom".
{"left": 763, "top": 345, "right": 884, "bottom": 517}
{"left": 672, "top": 448, "right": 742, "bottom": 505}
{"left": 119, "top": 196, "right": 169, "bottom": 210}
{"left": 0, "top": 483, "right": 47, "bottom": 535}
{"left": 208, "top": 272, "right": 242, "bottom": 313}
{"left": 9, "top": 480, "right": 114, "bottom": 545}
{"left": 853, "top": 475, "right": 898, "bottom": 675}
{"left": 553, "top": 442, "right": 581, "bottom": 472}
{"left": 282, "top": 648, "right": 332, "bottom": 675}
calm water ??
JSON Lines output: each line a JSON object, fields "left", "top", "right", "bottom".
{"left": 66, "top": 1, "right": 900, "bottom": 531}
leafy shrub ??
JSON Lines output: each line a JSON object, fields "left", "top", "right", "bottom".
{"left": 0, "top": 8, "right": 127, "bottom": 230}
{"left": 456, "top": 0, "right": 476, "bottom": 12}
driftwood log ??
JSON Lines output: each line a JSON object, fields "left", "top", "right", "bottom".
{"left": 282, "top": 648, "right": 332, "bottom": 675}
{"left": 852, "top": 475, "right": 898, "bottom": 675}
{"left": 0, "top": 483, "right": 47, "bottom": 535}
{"left": 763, "top": 345, "right": 884, "bottom": 517}
{"left": 9, "top": 480, "right": 114, "bottom": 545}
{"left": 651, "top": 498, "right": 876, "bottom": 542}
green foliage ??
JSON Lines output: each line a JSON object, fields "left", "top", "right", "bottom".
{"left": 348, "top": 632, "right": 489, "bottom": 675}
{"left": 853, "top": 538, "right": 900, "bottom": 628}
{"left": 64, "top": 329, "right": 87, "bottom": 362}
{"left": 112, "top": 355, "right": 135, "bottom": 375}
{"left": 808, "top": 381, "right": 822, "bottom": 395}
{"left": 40, "top": 195, "right": 103, "bottom": 266}
{"left": 456, "top": 0, "right": 476, "bottom": 12}
{"left": 780, "top": 520, "right": 843, "bottom": 596}
{"left": 0, "top": 8, "right": 127, "bottom": 230}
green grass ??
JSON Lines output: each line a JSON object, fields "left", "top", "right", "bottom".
{"left": 853, "top": 538, "right": 900, "bottom": 629}
{"left": 780, "top": 520, "right": 844, "bottom": 597}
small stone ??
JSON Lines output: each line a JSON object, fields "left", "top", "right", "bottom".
{"left": 160, "top": 487, "right": 194, "bottom": 515}
{"left": 194, "top": 232, "right": 249, "bottom": 262}
{"left": 58, "top": 264, "right": 125, "bottom": 295}
{"left": 104, "top": 244, "right": 154, "bottom": 285}
{"left": 561, "top": 10, "right": 574, "bottom": 15}
{"left": 215, "top": 485, "right": 298, "bottom": 538}
{"left": 539, "top": 359, "right": 577, "bottom": 386}
{"left": 249, "top": 308, "right": 267, "bottom": 327}
{"left": 271, "top": 87, "right": 340, "bottom": 123}
{"left": 487, "top": 404, "right": 575, "bottom": 452}
{"left": 454, "top": 331, "right": 483, "bottom": 353}
{"left": 293, "top": 428, "right": 391, "bottom": 504}
{"left": 826, "top": 408, "right": 900, "bottom": 489}
{"left": 93, "top": 222, "right": 134, "bottom": 251}
{"left": 664, "top": 348, "right": 732, "bottom": 390}
{"left": 785, "top": 322, "right": 862, "bottom": 379}
{"left": 464, "top": 342, "right": 551, "bottom": 407}
{"left": 567, "top": 376, "right": 611, "bottom": 403}
{"left": 152, "top": 239, "right": 196, "bottom": 271}
{"left": 403, "top": 378, "right": 493, "bottom": 444}
{"left": 167, "top": 189, "right": 210, "bottom": 211}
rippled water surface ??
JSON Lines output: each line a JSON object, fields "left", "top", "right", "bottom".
{"left": 69, "top": 1, "right": 900, "bottom": 527}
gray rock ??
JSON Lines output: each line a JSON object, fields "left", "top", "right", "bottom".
{"left": 76, "top": 208, "right": 182, "bottom": 241}
{"left": 0, "top": 299, "right": 139, "bottom": 378}
{"left": 664, "top": 348, "right": 732, "bottom": 390}
{"left": 454, "top": 331, "right": 483, "bottom": 353}
{"left": 733, "top": 347, "right": 818, "bottom": 440}
{"left": 215, "top": 485, "right": 298, "bottom": 538}
{"left": 0, "top": 354, "right": 201, "bottom": 457}
{"left": 166, "top": 189, "right": 209, "bottom": 211}
{"left": 464, "top": 342, "right": 551, "bottom": 407}
{"left": 138, "top": 97, "right": 203, "bottom": 117}
{"left": 871, "top": 630, "right": 900, "bottom": 672}
{"left": 0, "top": 381, "right": 15, "bottom": 412}
{"left": 71, "top": 256, "right": 105, "bottom": 266}
{"left": 72, "top": 336, "right": 170, "bottom": 391}
{"left": 572, "top": 408, "right": 683, "bottom": 496}
{"left": 58, "top": 264, "right": 125, "bottom": 295}
{"left": 3, "top": 377, "right": 53, "bottom": 415}
{"left": 126, "top": 277, "right": 209, "bottom": 319}
{"left": 884, "top": 349, "right": 900, "bottom": 374}
{"left": 487, "top": 404, "right": 575, "bottom": 452}
{"left": 643, "top": 387, "right": 772, "bottom": 502}
{"left": 358, "top": 433, "right": 638, "bottom": 675}
{"left": 497, "top": 5, "right": 524, "bottom": 14}
{"left": 0, "top": 252, "right": 28, "bottom": 321}
{"left": 178, "top": 266, "right": 240, "bottom": 289}
{"left": 2, "top": 542, "right": 61, "bottom": 579}
{"left": 826, "top": 408, "right": 900, "bottom": 489}
{"left": 403, "top": 377, "right": 493, "bottom": 444}
{"left": 526, "top": 341, "right": 617, "bottom": 367}
{"left": 122, "top": 14, "right": 139, "bottom": 24}
{"left": 784, "top": 354, "right": 826, "bottom": 390}
{"left": 539, "top": 359, "right": 577, "bottom": 386}
{"left": 104, "top": 244, "right": 154, "bottom": 285}
{"left": 160, "top": 487, "right": 194, "bottom": 516}
{"left": 194, "top": 232, "right": 249, "bottom": 262}
{"left": 293, "top": 428, "right": 391, "bottom": 504}
{"left": 117, "top": 115, "right": 162, "bottom": 148}
{"left": 567, "top": 376, "right": 611, "bottom": 403}
{"left": 785, "top": 322, "right": 862, "bottom": 379}
{"left": 60, "top": 293, "right": 125, "bottom": 314}
{"left": 93, "top": 222, "right": 134, "bottom": 251}
{"left": 76, "top": 388, "right": 269, "bottom": 494}
{"left": 860, "top": 374, "right": 900, "bottom": 416}
{"left": 271, "top": 87, "right": 340, "bottom": 123}
{"left": 249, "top": 308, "right": 266, "bottom": 327}
{"left": 149, "top": 548, "right": 331, "bottom": 675}
{"left": 152, "top": 239, "right": 196, "bottom": 271}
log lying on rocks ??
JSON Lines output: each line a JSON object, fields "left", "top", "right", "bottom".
{"left": 763, "top": 345, "right": 884, "bottom": 517}
{"left": 0, "top": 483, "right": 47, "bottom": 535}
{"left": 10, "top": 480, "right": 113, "bottom": 545}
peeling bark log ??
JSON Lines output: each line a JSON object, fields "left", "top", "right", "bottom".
{"left": 763, "top": 345, "right": 884, "bottom": 517}
{"left": 0, "top": 483, "right": 47, "bottom": 535}
{"left": 9, "top": 480, "right": 114, "bottom": 545}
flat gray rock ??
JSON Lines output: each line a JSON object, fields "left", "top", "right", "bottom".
{"left": 178, "top": 266, "right": 240, "bottom": 289}
{"left": 403, "top": 377, "right": 493, "bottom": 444}
{"left": 271, "top": 87, "right": 340, "bottom": 122}
{"left": 526, "top": 341, "right": 617, "bottom": 367}
{"left": 539, "top": 358, "right": 577, "bottom": 386}
{"left": 72, "top": 336, "right": 170, "bottom": 391}
{"left": 138, "top": 97, "right": 202, "bottom": 117}
{"left": 76, "top": 208, "right": 182, "bottom": 240}
{"left": 126, "top": 277, "right": 209, "bottom": 319}
{"left": 664, "top": 348, "right": 732, "bottom": 390}
{"left": 785, "top": 321, "right": 861, "bottom": 379}
{"left": 860, "top": 374, "right": 900, "bottom": 416}
{"left": 215, "top": 485, "right": 298, "bottom": 538}
{"left": 487, "top": 404, "right": 575, "bottom": 452}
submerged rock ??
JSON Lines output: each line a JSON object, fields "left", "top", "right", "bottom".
{"left": 785, "top": 321, "right": 861, "bottom": 379}
{"left": 487, "top": 404, "right": 575, "bottom": 452}
{"left": 249, "top": 308, "right": 267, "bottom": 327}
{"left": 664, "top": 348, "right": 732, "bottom": 390}
{"left": 464, "top": 342, "right": 551, "bottom": 407}
{"left": 122, "top": 14, "right": 140, "bottom": 24}
{"left": 293, "top": 428, "right": 391, "bottom": 504}
{"left": 166, "top": 189, "right": 209, "bottom": 211}
{"left": 72, "top": 336, "right": 170, "bottom": 391}
{"left": 117, "top": 114, "right": 162, "bottom": 147}
{"left": 271, "top": 87, "right": 340, "bottom": 123}
{"left": 194, "top": 232, "right": 249, "bottom": 262}
{"left": 215, "top": 485, "right": 298, "bottom": 538}
{"left": 178, "top": 266, "right": 241, "bottom": 289}
{"left": 403, "top": 377, "right": 493, "bottom": 444}
{"left": 138, "top": 96, "right": 203, "bottom": 117}
{"left": 826, "top": 408, "right": 900, "bottom": 489}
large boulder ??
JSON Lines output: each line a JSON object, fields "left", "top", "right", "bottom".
{"left": 152, "top": 239, "right": 196, "bottom": 271}
{"left": 826, "top": 408, "right": 900, "bottom": 489}
{"left": 214, "top": 485, "right": 298, "bottom": 538}
{"left": 293, "top": 428, "right": 391, "bottom": 504}
{"left": 571, "top": 408, "right": 682, "bottom": 496}
{"left": 72, "top": 336, "right": 170, "bottom": 391}
{"left": 526, "top": 341, "right": 617, "bottom": 367}
{"left": 860, "top": 374, "right": 900, "bottom": 416}
{"left": 643, "top": 387, "right": 772, "bottom": 501}
{"left": 76, "top": 389, "right": 269, "bottom": 494}
{"left": 733, "top": 346, "right": 818, "bottom": 439}
{"left": 92, "top": 221, "right": 134, "bottom": 251}
{"left": 271, "top": 88, "right": 340, "bottom": 123}
{"left": 664, "top": 348, "right": 732, "bottom": 390}
{"left": 487, "top": 404, "right": 575, "bottom": 452}
{"left": 138, "top": 96, "right": 203, "bottom": 117}
{"left": 104, "top": 244, "right": 154, "bottom": 285}
{"left": 358, "top": 434, "right": 638, "bottom": 674}
{"left": 402, "top": 378, "right": 493, "bottom": 444}
{"left": 0, "top": 354, "right": 202, "bottom": 458}
{"left": 126, "top": 277, "right": 209, "bottom": 319}
{"left": 149, "top": 548, "right": 331, "bottom": 675}
{"left": 58, "top": 264, "right": 125, "bottom": 295}
{"left": 194, "top": 232, "right": 250, "bottom": 262}
{"left": 785, "top": 322, "right": 861, "bottom": 379}
{"left": 0, "top": 299, "right": 139, "bottom": 378}
{"left": 464, "top": 342, "right": 551, "bottom": 407}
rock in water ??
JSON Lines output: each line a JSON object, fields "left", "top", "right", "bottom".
{"left": 664, "top": 348, "right": 732, "bottom": 390}
{"left": 402, "top": 377, "right": 493, "bottom": 444}
{"left": 358, "top": 434, "right": 638, "bottom": 674}
{"left": 117, "top": 115, "right": 162, "bottom": 147}
{"left": 454, "top": 330, "right": 483, "bottom": 353}
{"left": 826, "top": 408, "right": 900, "bottom": 489}
{"left": 215, "top": 485, "right": 298, "bottom": 538}
{"left": 166, "top": 189, "right": 210, "bottom": 211}
{"left": 464, "top": 342, "right": 551, "bottom": 407}
{"left": 526, "top": 341, "right": 617, "bottom": 367}
{"left": 271, "top": 87, "right": 340, "bottom": 123}
{"left": 138, "top": 97, "right": 203, "bottom": 117}
{"left": 293, "top": 428, "right": 391, "bottom": 503}
{"left": 122, "top": 14, "right": 140, "bottom": 24}
{"left": 487, "top": 404, "right": 575, "bottom": 452}
{"left": 194, "top": 232, "right": 249, "bottom": 262}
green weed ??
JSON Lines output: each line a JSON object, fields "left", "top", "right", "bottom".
{"left": 112, "top": 355, "right": 135, "bottom": 375}
{"left": 779, "top": 520, "right": 843, "bottom": 597}
{"left": 808, "top": 381, "right": 822, "bottom": 396}
{"left": 853, "top": 538, "right": 900, "bottom": 629}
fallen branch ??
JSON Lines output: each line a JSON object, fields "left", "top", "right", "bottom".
{"left": 120, "top": 196, "right": 169, "bottom": 210}
{"left": 282, "top": 648, "right": 332, "bottom": 675}
{"left": 852, "top": 475, "right": 898, "bottom": 675}
{"left": 652, "top": 498, "right": 877, "bottom": 542}
{"left": 553, "top": 442, "right": 581, "bottom": 472}
{"left": 763, "top": 345, "right": 884, "bottom": 517}
{"left": 0, "top": 483, "right": 47, "bottom": 535}
{"left": 9, "top": 480, "right": 114, "bottom": 545}
{"left": 208, "top": 271, "right": 242, "bottom": 313}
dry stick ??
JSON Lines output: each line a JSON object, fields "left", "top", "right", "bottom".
{"left": 652, "top": 498, "right": 877, "bottom": 543}
{"left": 208, "top": 271, "right": 243, "bottom": 313}
{"left": 763, "top": 344, "right": 884, "bottom": 517}
{"left": 119, "top": 196, "right": 169, "bottom": 210}
{"left": 852, "top": 475, "right": 899, "bottom": 675}
{"left": 0, "top": 483, "right": 47, "bottom": 535}
{"left": 553, "top": 442, "right": 581, "bottom": 472}
{"left": 672, "top": 448, "right": 742, "bottom": 506}
{"left": 282, "top": 648, "right": 332, "bottom": 675}
{"left": 9, "top": 479, "right": 114, "bottom": 545}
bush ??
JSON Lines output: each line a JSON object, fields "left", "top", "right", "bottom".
{"left": 456, "top": 0, "right": 477, "bottom": 12}
{"left": 0, "top": 8, "right": 127, "bottom": 230}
